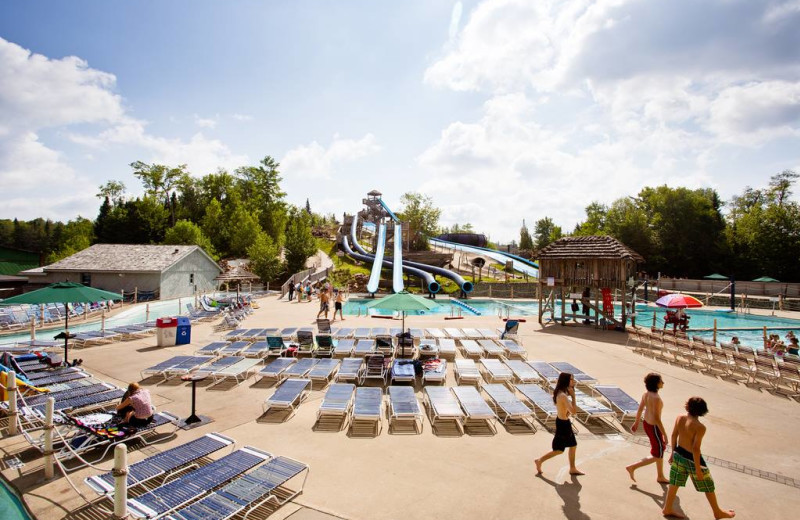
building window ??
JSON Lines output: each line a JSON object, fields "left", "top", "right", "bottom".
{"left": 81, "top": 273, "right": 91, "bottom": 285}
{"left": 189, "top": 273, "right": 194, "bottom": 284}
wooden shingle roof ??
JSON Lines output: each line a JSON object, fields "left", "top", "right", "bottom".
{"left": 44, "top": 244, "right": 221, "bottom": 273}
{"left": 537, "top": 236, "right": 644, "bottom": 263}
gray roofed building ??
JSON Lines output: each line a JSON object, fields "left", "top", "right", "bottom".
{"left": 28, "top": 244, "right": 222, "bottom": 300}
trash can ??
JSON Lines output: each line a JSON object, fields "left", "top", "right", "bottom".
{"left": 156, "top": 317, "right": 178, "bottom": 347}
{"left": 175, "top": 316, "right": 192, "bottom": 345}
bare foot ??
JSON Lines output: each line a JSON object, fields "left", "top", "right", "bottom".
{"left": 535, "top": 459, "right": 543, "bottom": 475}
{"left": 662, "top": 510, "right": 686, "bottom": 519}
{"left": 569, "top": 469, "right": 585, "bottom": 475}
{"left": 626, "top": 465, "right": 636, "bottom": 482}
{"left": 657, "top": 478, "right": 670, "bottom": 484}
{"left": 714, "top": 510, "right": 735, "bottom": 519}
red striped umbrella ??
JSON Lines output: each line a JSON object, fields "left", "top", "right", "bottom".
{"left": 655, "top": 293, "right": 703, "bottom": 309}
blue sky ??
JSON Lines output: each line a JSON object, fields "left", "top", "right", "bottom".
{"left": 1, "top": 0, "right": 799, "bottom": 243}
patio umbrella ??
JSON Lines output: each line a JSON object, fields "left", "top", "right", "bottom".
{"left": 365, "top": 291, "right": 439, "bottom": 356}
{"left": 0, "top": 282, "right": 122, "bottom": 364}
{"left": 655, "top": 293, "right": 704, "bottom": 309}
{"left": 703, "top": 273, "right": 729, "bottom": 280}
{"left": 752, "top": 276, "right": 779, "bottom": 283}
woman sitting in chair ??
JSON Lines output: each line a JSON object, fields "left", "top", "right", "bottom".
{"left": 116, "top": 382, "right": 154, "bottom": 427}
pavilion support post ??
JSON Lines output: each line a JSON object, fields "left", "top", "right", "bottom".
{"left": 40, "top": 304, "right": 45, "bottom": 326}
{"left": 713, "top": 319, "right": 717, "bottom": 345}
{"left": 134, "top": 287, "right": 138, "bottom": 304}
{"left": 113, "top": 444, "right": 128, "bottom": 519}
{"left": 30, "top": 320, "right": 36, "bottom": 341}
{"left": 7, "top": 371, "right": 18, "bottom": 436}
{"left": 44, "top": 397, "right": 55, "bottom": 480}
{"left": 560, "top": 289, "right": 566, "bottom": 326}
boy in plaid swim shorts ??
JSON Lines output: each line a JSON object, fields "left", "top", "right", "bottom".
{"left": 663, "top": 397, "right": 734, "bottom": 519}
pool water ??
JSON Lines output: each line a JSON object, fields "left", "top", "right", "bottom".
{"left": 0, "top": 479, "right": 32, "bottom": 520}
{"left": 344, "top": 298, "right": 800, "bottom": 349}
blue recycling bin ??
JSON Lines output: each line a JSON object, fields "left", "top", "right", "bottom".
{"left": 175, "top": 316, "right": 192, "bottom": 345}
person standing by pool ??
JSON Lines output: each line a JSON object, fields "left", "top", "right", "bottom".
{"left": 332, "top": 288, "right": 345, "bottom": 322}
{"left": 287, "top": 282, "right": 295, "bottom": 302}
{"left": 626, "top": 373, "right": 669, "bottom": 483}
{"left": 662, "top": 397, "right": 735, "bottom": 519}
{"left": 535, "top": 372, "right": 584, "bottom": 476}
{"left": 317, "top": 286, "right": 330, "bottom": 319}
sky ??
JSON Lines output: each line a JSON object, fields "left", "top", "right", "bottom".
{"left": 1, "top": 0, "right": 799, "bottom": 243}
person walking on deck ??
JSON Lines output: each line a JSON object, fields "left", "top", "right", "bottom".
{"left": 535, "top": 372, "right": 584, "bottom": 476}
{"left": 662, "top": 397, "right": 735, "bottom": 519}
{"left": 626, "top": 372, "right": 669, "bottom": 483}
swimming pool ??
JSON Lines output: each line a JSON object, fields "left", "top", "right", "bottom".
{"left": 343, "top": 298, "right": 800, "bottom": 349}
{"left": 0, "top": 478, "right": 32, "bottom": 520}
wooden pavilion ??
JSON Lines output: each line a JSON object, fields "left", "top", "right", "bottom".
{"left": 537, "top": 236, "right": 644, "bottom": 328}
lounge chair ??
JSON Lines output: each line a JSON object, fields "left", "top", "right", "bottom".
{"left": 370, "top": 327, "right": 389, "bottom": 337}
{"left": 528, "top": 361, "right": 561, "bottom": 385}
{"left": 224, "top": 328, "right": 247, "bottom": 341}
{"left": 257, "top": 358, "right": 296, "bottom": 383}
{"left": 263, "top": 379, "right": 311, "bottom": 416}
{"left": 333, "top": 328, "right": 354, "bottom": 339}
{"left": 353, "top": 327, "right": 372, "bottom": 339}
{"left": 280, "top": 327, "right": 298, "bottom": 340}
{"left": 418, "top": 339, "right": 439, "bottom": 358}
{"left": 196, "top": 342, "right": 227, "bottom": 356}
{"left": 444, "top": 328, "right": 465, "bottom": 340}
{"left": 313, "top": 335, "right": 334, "bottom": 358}
{"left": 426, "top": 328, "right": 447, "bottom": 339}
{"left": 505, "top": 360, "right": 541, "bottom": 384}
{"left": 26, "top": 384, "right": 124, "bottom": 414}
{"left": 461, "top": 328, "right": 482, "bottom": 339}
{"left": 210, "top": 358, "right": 261, "bottom": 385}
{"left": 239, "top": 328, "right": 265, "bottom": 341}
{"left": 479, "top": 358, "right": 513, "bottom": 384}
{"left": 166, "top": 455, "right": 309, "bottom": 520}
{"left": 194, "top": 356, "right": 241, "bottom": 378}
{"left": 351, "top": 387, "right": 383, "bottom": 435}
{"left": 454, "top": 359, "right": 482, "bottom": 386}
{"left": 409, "top": 328, "right": 426, "bottom": 339}
{"left": 126, "top": 446, "right": 272, "bottom": 519}
{"left": 375, "top": 335, "right": 395, "bottom": 356}
{"left": 387, "top": 386, "right": 423, "bottom": 434}
{"left": 218, "top": 341, "right": 250, "bottom": 356}
{"left": 500, "top": 320, "right": 519, "bottom": 341}
{"left": 317, "top": 383, "right": 355, "bottom": 427}
{"left": 549, "top": 361, "right": 597, "bottom": 386}
{"left": 482, "top": 384, "right": 535, "bottom": 428}
{"left": 163, "top": 357, "right": 213, "bottom": 380}
{"left": 140, "top": 356, "right": 195, "bottom": 380}
{"left": 498, "top": 339, "right": 527, "bottom": 359}
{"left": 265, "top": 336, "right": 288, "bottom": 357}
{"left": 423, "top": 386, "right": 464, "bottom": 434}
{"left": 241, "top": 341, "right": 270, "bottom": 358}
{"left": 262, "top": 327, "right": 280, "bottom": 337}
{"left": 85, "top": 432, "right": 235, "bottom": 495}
{"left": 515, "top": 384, "right": 558, "bottom": 426}
{"left": 437, "top": 338, "right": 457, "bottom": 359}
{"left": 452, "top": 385, "right": 497, "bottom": 434}
{"left": 333, "top": 338, "right": 356, "bottom": 357}
{"left": 354, "top": 339, "right": 376, "bottom": 356}
{"left": 477, "top": 328, "right": 499, "bottom": 339}
{"left": 317, "top": 318, "right": 332, "bottom": 334}
{"left": 336, "top": 358, "right": 364, "bottom": 384}
{"left": 460, "top": 340, "right": 484, "bottom": 358}
{"left": 308, "top": 359, "right": 340, "bottom": 384}
{"left": 363, "top": 353, "right": 390, "bottom": 382}
{"left": 422, "top": 358, "right": 447, "bottom": 385}
{"left": 390, "top": 359, "right": 417, "bottom": 384}
{"left": 295, "top": 331, "right": 315, "bottom": 356}
{"left": 477, "top": 339, "right": 504, "bottom": 358}
{"left": 593, "top": 385, "right": 640, "bottom": 427}
{"left": 283, "top": 358, "right": 320, "bottom": 378}
{"left": 572, "top": 388, "right": 615, "bottom": 424}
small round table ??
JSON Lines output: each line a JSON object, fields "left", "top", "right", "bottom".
{"left": 179, "top": 372, "right": 213, "bottom": 429}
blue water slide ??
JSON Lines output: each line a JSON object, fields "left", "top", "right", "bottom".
{"left": 430, "top": 237, "right": 539, "bottom": 277}
{"left": 366, "top": 222, "right": 387, "bottom": 294}
{"left": 377, "top": 198, "right": 399, "bottom": 222}
{"left": 348, "top": 217, "right": 439, "bottom": 294}
{"left": 341, "top": 235, "right": 440, "bottom": 294}
{"left": 392, "top": 223, "right": 404, "bottom": 293}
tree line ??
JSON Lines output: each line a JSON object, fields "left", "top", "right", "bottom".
{"left": 519, "top": 171, "right": 800, "bottom": 281}
{"left": 0, "top": 156, "right": 319, "bottom": 284}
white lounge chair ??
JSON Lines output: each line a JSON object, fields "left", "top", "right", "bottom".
{"left": 241, "top": 341, "right": 270, "bottom": 358}
{"left": 498, "top": 339, "right": 527, "bottom": 359}
{"left": 334, "top": 338, "right": 356, "bottom": 357}
{"left": 422, "top": 358, "right": 447, "bottom": 384}
{"left": 263, "top": 379, "right": 311, "bottom": 416}
{"left": 479, "top": 358, "right": 513, "bottom": 384}
{"left": 549, "top": 361, "right": 597, "bottom": 386}
{"left": 593, "top": 385, "right": 640, "bottom": 427}
{"left": 477, "top": 339, "right": 504, "bottom": 358}
{"left": 452, "top": 385, "right": 497, "bottom": 434}
{"left": 528, "top": 361, "right": 561, "bottom": 385}
{"left": 505, "top": 360, "right": 541, "bottom": 384}
{"left": 336, "top": 358, "right": 364, "bottom": 384}
{"left": 454, "top": 359, "right": 482, "bottom": 386}
{"left": 308, "top": 359, "right": 340, "bottom": 384}
{"left": 437, "top": 338, "right": 457, "bottom": 359}
{"left": 257, "top": 358, "right": 296, "bottom": 383}
{"left": 444, "top": 328, "right": 465, "bottom": 340}
{"left": 317, "top": 383, "right": 355, "bottom": 428}
{"left": 283, "top": 358, "right": 320, "bottom": 378}
{"left": 353, "top": 339, "right": 376, "bottom": 356}
{"left": 515, "top": 383, "right": 558, "bottom": 426}
{"left": 460, "top": 339, "right": 484, "bottom": 358}
{"left": 211, "top": 358, "right": 261, "bottom": 385}
{"left": 572, "top": 388, "right": 615, "bottom": 424}
{"left": 351, "top": 387, "right": 383, "bottom": 436}
{"left": 387, "top": 386, "right": 424, "bottom": 434}
{"left": 482, "top": 384, "right": 535, "bottom": 429}
{"left": 423, "top": 386, "right": 464, "bottom": 435}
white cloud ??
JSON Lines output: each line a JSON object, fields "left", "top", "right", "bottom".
{"left": 281, "top": 134, "right": 381, "bottom": 180}
{"left": 194, "top": 114, "right": 218, "bottom": 129}
{"left": 448, "top": 2, "right": 463, "bottom": 41}
{"left": 232, "top": 113, "right": 254, "bottom": 121}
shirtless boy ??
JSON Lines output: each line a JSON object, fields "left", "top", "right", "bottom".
{"left": 662, "top": 397, "right": 735, "bottom": 519}
{"left": 534, "top": 372, "right": 584, "bottom": 476}
{"left": 626, "top": 373, "right": 669, "bottom": 483}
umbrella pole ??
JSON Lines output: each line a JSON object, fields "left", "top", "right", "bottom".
{"left": 64, "top": 312, "right": 69, "bottom": 366}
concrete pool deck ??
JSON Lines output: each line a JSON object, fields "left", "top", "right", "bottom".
{"left": 2, "top": 294, "right": 799, "bottom": 520}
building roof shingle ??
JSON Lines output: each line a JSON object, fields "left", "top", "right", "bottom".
{"left": 537, "top": 236, "right": 644, "bottom": 263}
{"left": 43, "top": 244, "right": 220, "bottom": 273}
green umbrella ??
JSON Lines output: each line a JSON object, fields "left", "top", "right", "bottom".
{"left": 1, "top": 282, "right": 122, "bottom": 364}
{"left": 703, "top": 273, "right": 729, "bottom": 280}
{"left": 365, "top": 291, "right": 439, "bottom": 356}
{"left": 752, "top": 276, "right": 779, "bottom": 282}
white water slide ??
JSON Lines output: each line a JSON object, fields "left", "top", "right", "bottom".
{"left": 392, "top": 223, "right": 404, "bottom": 293}
{"left": 366, "top": 223, "right": 387, "bottom": 294}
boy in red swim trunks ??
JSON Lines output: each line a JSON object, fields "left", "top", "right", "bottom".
{"left": 626, "top": 372, "right": 669, "bottom": 483}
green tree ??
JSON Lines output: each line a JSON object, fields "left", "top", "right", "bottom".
{"left": 534, "top": 217, "right": 561, "bottom": 249}
{"left": 573, "top": 202, "right": 607, "bottom": 236}
{"left": 234, "top": 156, "right": 288, "bottom": 244}
{"left": 228, "top": 205, "right": 263, "bottom": 257}
{"left": 45, "top": 217, "right": 94, "bottom": 263}
{"left": 397, "top": 192, "right": 441, "bottom": 250}
{"left": 603, "top": 198, "right": 653, "bottom": 260}
{"left": 201, "top": 199, "right": 229, "bottom": 255}
{"left": 247, "top": 231, "right": 283, "bottom": 285}
{"left": 124, "top": 197, "right": 170, "bottom": 244}
{"left": 164, "top": 220, "right": 218, "bottom": 260}
{"left": 94, "top": 196, "right": 113, "bottom": 243}
{"left": 97, "top": 180, "right": 127, "bottom": 205}
{"left": 519, "top": 220, "right": 533, "bottom": 250}
{"left": 284, "top": 210, "right": 317, "bottom": 274}
{"left": 130, "top": 161, "right": 188, "bottom": 226}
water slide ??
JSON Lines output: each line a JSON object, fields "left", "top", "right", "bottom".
{"left": 348, "top": 217, "right": 439, "bottom": 294}
{"left": 366, "top": 222, "right": 387, "bottom": 294}
{"left": 430, "top": 237, "right": 539, "bottom": 277}
{"left": 392, "top": 223, "right": 404, "bottom": 293}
